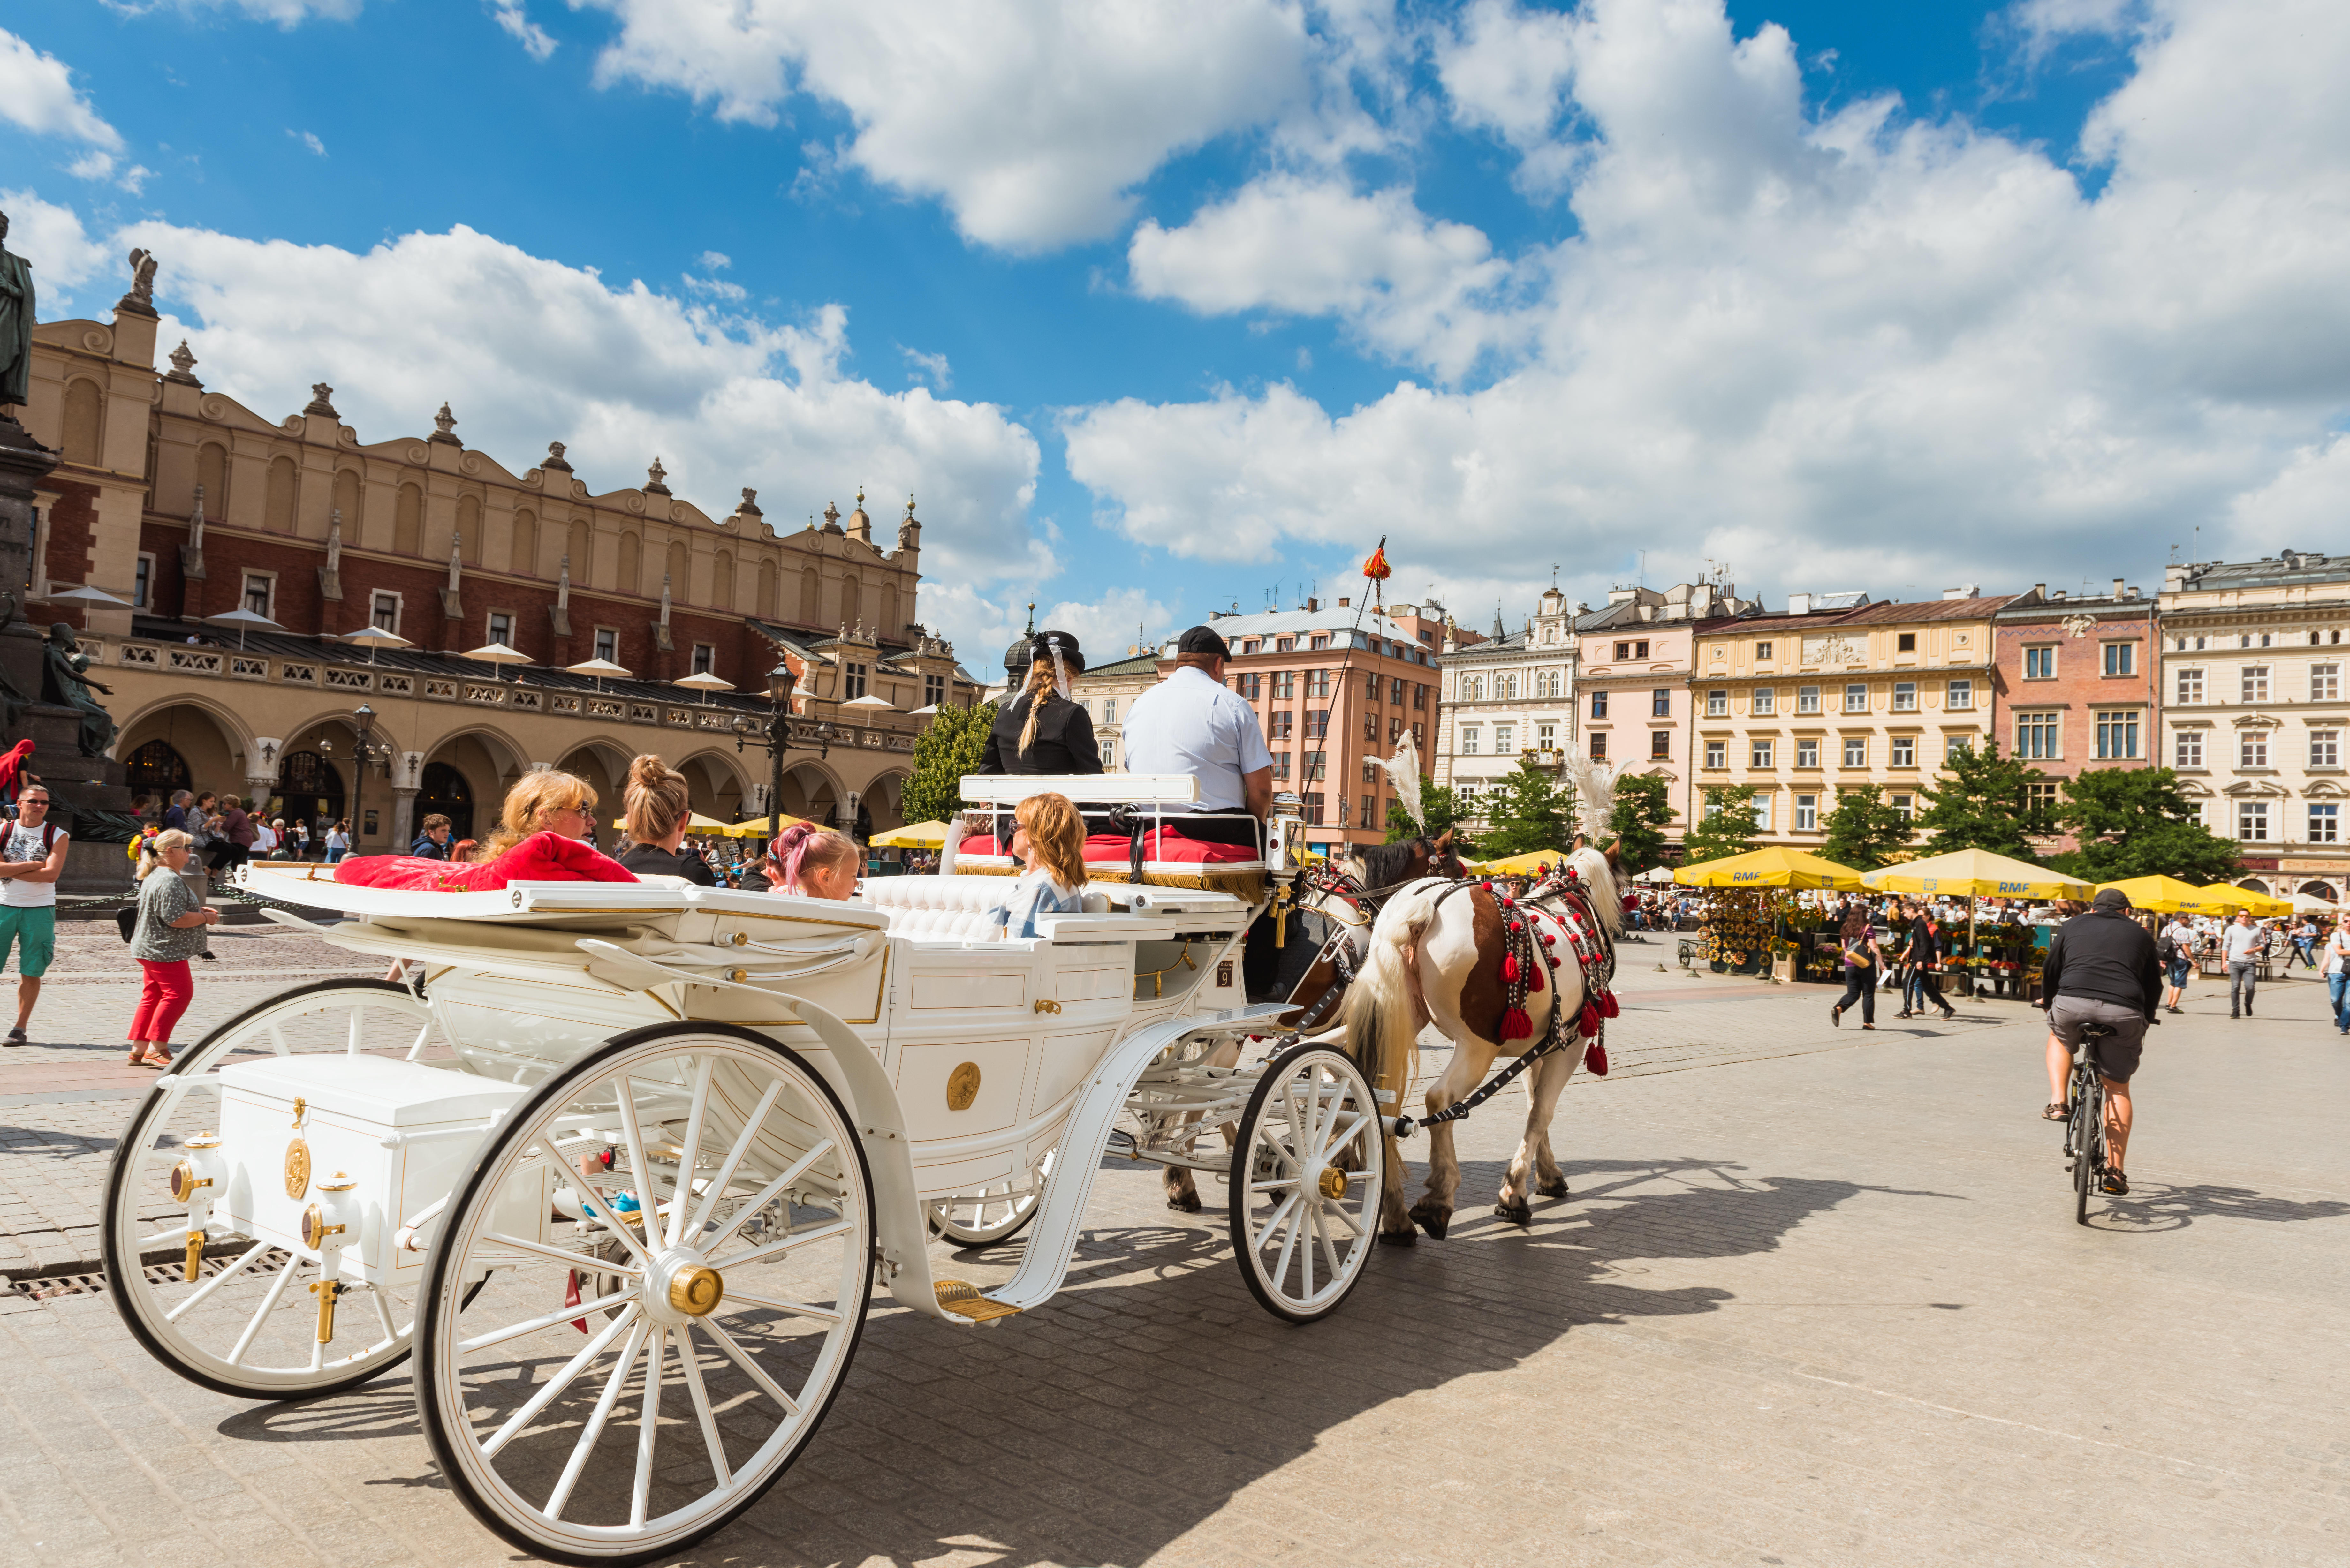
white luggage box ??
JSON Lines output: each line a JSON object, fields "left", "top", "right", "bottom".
{"left": 216, "top": 1056, "right": 541, "bottom": 1285}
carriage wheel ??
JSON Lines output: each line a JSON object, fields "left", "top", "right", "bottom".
{"left": 1227, "top": 1041, "right": 1384, "bottom": 1323}
{"left": 925, "top": 1147, "right": 1054, "bottom": 1246}
{"left": 101, "top": 979, "right": 436, "bottom": 1400}
{"left": 413, "top": 1025, "right": 874, "bottom": 1566}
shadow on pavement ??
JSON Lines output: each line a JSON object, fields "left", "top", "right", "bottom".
{"left": 2093, "top": 1181, "right": 2350, "bottom": 1234}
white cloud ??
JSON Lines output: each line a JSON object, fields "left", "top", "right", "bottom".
{"left": 103, "top": 219, "right": 1044, "bottom": 614}
{"left": 698, "top": 250, "right": 731, "bottom": 271}
{"left": 0, "top": 187, "right": 113, "bottom": 296}
{"left": 916, "top": 582, "right": 1174, "bottom": 679}
{"left": 1067, "top": 0, "right": 2350, "bottom": 612}
{"left": 1128, "top": 175, "right": 1532, "bottom": 380}
{"left": 1433, "top": 0, "right": 1580, "bottom": 193}
{"left": 117, "top": 164, "right": 153, "bottom": 195}
{"left": 900, "top": 346, "right": 951, "bottom": 389}
{"left": 109, "top": 0, "right": 364, "bottom": 25}
{"left": 682, "top": 271, "right": 746, "bottom": 302}
{"left": 66, "top": 151, "right": 117, "bottom": 182}
{"left": 288, "top": 129, "right": 327, "bottom": 156}
{"left": 0, "top": 29, "right": 124, "bottom": 149}
{"left": 578, "top": 0, "right": 1315, "bottom": 250}
{"left": 489, "top": 0, "right": 557, "bottom": 61}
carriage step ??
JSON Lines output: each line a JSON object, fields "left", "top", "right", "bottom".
{"left": 934, "top": 1279, "right": 1023, "bottom": 1323}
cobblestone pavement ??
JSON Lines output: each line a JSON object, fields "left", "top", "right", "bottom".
{"left": 2, "top": 928, "right": 2345, "bottom": 1566}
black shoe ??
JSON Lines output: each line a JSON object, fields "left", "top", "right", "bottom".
{"left": 2, "top": 1027, "right": 24, "bottom": 1047}
{"left": 1940, "top": 1010, "right": 1958, "bottom": 1021}
{"left": 2231, "top": 1010, "right": 2240, "bottom": 1018}
{"left": 1830, "top": 1005, "right": 1841, "bottom": 1027}
{"left": 200, "top": 951, "right": 216, "bottom": 962}
{"left": 2101, "top": 1170, "right": 2129, "bottom": 1196}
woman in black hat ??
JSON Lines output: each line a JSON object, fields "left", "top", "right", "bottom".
{"left": 980, "top": 630, "right": 1102, "bottom": 776}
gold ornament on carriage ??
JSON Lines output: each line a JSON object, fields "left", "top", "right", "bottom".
{"left": 945, "top": 1062, "right": 982, "bottom": 1112}
{"left": 284, "top": 1096, "right": 311, "bottom": 1200}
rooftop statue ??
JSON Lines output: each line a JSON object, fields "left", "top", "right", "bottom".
{"left": 0, "top": 210, "right": 32, "bottom": 411}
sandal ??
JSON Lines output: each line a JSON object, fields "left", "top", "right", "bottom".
{"left": 2041, "top": 1102, "right": 2067, "bottom": 1121}
{"left": 2101, "top": 1170, "right": 2129, "bottom": 1196}
{"left": 138, "top": 1046, "right": 173, "bottom": 1068}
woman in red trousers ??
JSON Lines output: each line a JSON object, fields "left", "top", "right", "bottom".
{"left": 127, "top": 830, "right": 218, "bottom": 1067}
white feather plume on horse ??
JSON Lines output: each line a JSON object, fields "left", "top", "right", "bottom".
{"left": 1566, "top": 756, "right": 1616, "bottom": 843}
{"left": 1380, "top": 733, "right": 1426, "bottom": 834}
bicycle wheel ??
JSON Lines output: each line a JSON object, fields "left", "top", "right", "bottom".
{"left": 2072, "top": 1077, "right": 2099, "bottom": 1226}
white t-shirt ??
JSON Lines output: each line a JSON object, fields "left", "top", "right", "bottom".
{"left": 1, "top": 819, "right": 66, "bottom": 908}
{"left": 2223, "top": 923, "right": 2264, "bottom": 961}
{"left": 1120, "top": 666, "right": 1276, "bottom": 813}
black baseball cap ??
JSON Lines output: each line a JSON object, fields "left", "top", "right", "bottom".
{"left": 1176, "top": 625, "right": 1230, "bottom": 659}
{"left": 2091, "top": 888, "right": 2131, "bottom": 912}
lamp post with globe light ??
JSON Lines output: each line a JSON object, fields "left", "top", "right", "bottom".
{"left": 735, "top": 660, "right": 834, "bottom": 859}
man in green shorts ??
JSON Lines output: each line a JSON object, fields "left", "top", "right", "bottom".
{"left": 0, "top": 784, "right": 70, "bottom": 1045}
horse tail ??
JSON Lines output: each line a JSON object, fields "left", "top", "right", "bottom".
{"left": 1569, "top": 845, "right": 1623, "bottom": 937}
{"left": 1341, "top": 878, "right": 1443, "bottom": 1111}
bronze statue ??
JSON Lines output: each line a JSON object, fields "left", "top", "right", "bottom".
{"left": 0, "top": 210, "right": 32, "bottom": 410}
{"left": 40, "top": 622, "right": 116, "bottom": 758}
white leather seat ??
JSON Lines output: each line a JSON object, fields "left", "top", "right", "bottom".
{"left": 860, "top": 875, "right": 1112, "bottom": 942}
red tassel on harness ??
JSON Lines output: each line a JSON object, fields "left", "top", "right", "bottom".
{"left": 1598, "top": 990, "right": 1619, "bottom": 1018}
{"left": 1584, "top": 1041, "right": 1609, "bottom": 1075}
{"left": 1578, "top": 1002, "right": 1602, "bottom": 1037}
{"left": 1502, "top": 953, "right": 1520, "bottom": 983}
{"left": 1502, "top": 1006, "right": 1534, "bottom": 1040}
{"left": 1528, "top": 961, "right": 1543, "bottom": 991}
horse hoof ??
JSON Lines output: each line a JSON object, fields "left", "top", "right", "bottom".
{"left": 1166, "top": 1191, "right": 1201, "bottom": 1213}
{"left": 1535, "top": 1177, "right": 1571, "bottom": 1200}
{"left": 1377, "top": 1227, "right": 1418, "bottom": 1247}
{"left": 1494, "top": 1200, "right": 1533, "bottom": 1226}
{"left": 1409, "top": 1203, "right": 1451, "bottom": 1240}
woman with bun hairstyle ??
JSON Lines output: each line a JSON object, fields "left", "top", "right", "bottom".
{"left": 979, "top": 630, "right": 1101, "bottom": 776}
{"left": 985, "top": 792, "right": 1086, "bottom": 939}
{"left": 615, "top": 754, "right": 716, "bottom": 886}
{"left": 770, "top": 821, "right": 860, "bottom": 900}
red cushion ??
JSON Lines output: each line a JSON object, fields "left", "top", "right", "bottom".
{"left": 334, "top": 831, "right": 639, "bottom": 892}
{"left": 959, "top": 829, "right": 1262, "bottom": 869}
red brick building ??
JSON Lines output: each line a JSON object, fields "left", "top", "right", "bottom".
{"left": 1991, "top": 580, "right": 2158, "bottom": 848}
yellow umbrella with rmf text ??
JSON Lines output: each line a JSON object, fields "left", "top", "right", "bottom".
{"left": 2198, "top": 883, "right": 2290, "bottom": 916}
{"left": 1861, "top": 848, "right": 2089, "bottom": 900}
{"left": 871, "top": 820, "right": 950, "bottom": 849}
{"left": 1675, "top": 845, "right": 1866, "bottom": 890}
{"left": 2094, "top": 874, "right": 2225, "bottom": 915}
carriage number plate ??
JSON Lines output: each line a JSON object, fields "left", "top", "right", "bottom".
{"left": 1217, "top": 961, "right": 1234, "bottom": 988}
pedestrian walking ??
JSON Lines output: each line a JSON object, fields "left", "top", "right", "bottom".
{"left": 324, "top": 818, "right": 350, "bottom": 863}
{"left": 1829, "top": 909, "right": 1881, "bottom": 1029}
{"left": 1903, "top": 899, "right": 1958, "bottom": 1021}
{"left": 0, "top": 782, "right": 69, "bottom": 1046}
{"left": 2293, "top": 916, "right": 2319, "bottom": 969}
{"left": 2157, "top": 912, "right": 2194, "bottom": 1013}
{"left": 2223, "top": 910, "right": 2263, "bottom": 1017}
{"left": 125, "top": 829, "right": 219, "bottom": 1067}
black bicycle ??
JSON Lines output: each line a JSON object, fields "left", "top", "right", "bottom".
{"left": 2064, "top": 1023, "right": 2114, "bottom": 1225}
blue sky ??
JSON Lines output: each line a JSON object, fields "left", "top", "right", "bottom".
{"left": 5, "top": 0, "right": 2347, "bottom": 662}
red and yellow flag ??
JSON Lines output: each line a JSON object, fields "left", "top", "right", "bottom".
{"left": 1361, "top": 544, "right": 1391, "bottom": 582}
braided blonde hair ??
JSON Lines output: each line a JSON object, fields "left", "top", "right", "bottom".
{"left": 1015, "top": 659, "right": 1060, "bottom": 757}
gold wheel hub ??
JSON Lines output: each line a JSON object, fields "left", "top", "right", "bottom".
{"left": 1317, "top": 1167, "right": 1349, "bottom": 1201}
{"left": 667, "top": 1264, "right": 724, "bottom": 1316}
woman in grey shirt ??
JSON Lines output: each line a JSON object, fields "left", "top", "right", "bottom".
{"left": 127, "top": 830, "right": 218, "bottom": 1067}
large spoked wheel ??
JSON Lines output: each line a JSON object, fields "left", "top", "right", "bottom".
{"left": 102, "top": 978, "right": 437, "bottom": 1400}
{"left": 2072, "top": 1082, "right": 2100, "bottom": 1226}
{"left": 1228, "top": 1042, "right": 1384, "bottom": 1323}
{"left": 926, "top": 1147, "right": 1054, "bottom": 1246}
{"left": 414, "top": 1024, "right": 874, "bottom": 1566}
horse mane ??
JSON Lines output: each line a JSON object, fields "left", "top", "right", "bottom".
{"left": 1350, "top": 838, "right": 1423, "bottom": 890}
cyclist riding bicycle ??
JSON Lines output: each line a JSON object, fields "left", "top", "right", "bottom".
{"left": 2036, "top": 886, "right": 2163, "bottom": 1195}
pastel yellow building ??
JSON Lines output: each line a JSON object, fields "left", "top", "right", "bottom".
{"left": 1687, "top": 593, "right": 2010, "bottom": 847}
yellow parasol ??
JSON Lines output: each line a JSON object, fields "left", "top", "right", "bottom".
{"left": 871, "top": 820, "right": 951, "bottom": 849}
{"left": 2095, "top": 874, "right": 2231, "bottom": 914}
{"left": 1473, "top": 850, "right": 1575, "bottom": 876}
{"left": 2196, "top": 883, "right": 2290, "bottom": 916}
{"left": 611, "top": 812, "right": 797, "bottom": 838}
{"left": 1676, "top": 845, "right": 1867, "bottom": 890}
{"left": 1861, "top": 848, "right": 2089, "bottom": 900}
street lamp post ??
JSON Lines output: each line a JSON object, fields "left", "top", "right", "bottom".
{"left": 349, "top": 703, "right": 386, "bottom": 849}
{"left": 764, "top": 662, "right": 794, "bottom": 852}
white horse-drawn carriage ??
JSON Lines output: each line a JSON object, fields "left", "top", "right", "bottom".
{"left": 101, "top": 779, "right": 1394, "bottom": 1563}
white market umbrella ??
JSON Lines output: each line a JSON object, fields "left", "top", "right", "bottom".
{"left": 674, "top": 670, "right": 734, "bottom": 705}
{"left": 566, "top": 656, "right": 632, "bottom": 693}
{"left": 33, "top": 583, "right": 130, "bottom": 608}
{"left": 342, "top": 625, "right": 413, "bottom": 665}
{"left": 204, "top": 607, "right": 285, "bottom": 651}
{"left": 842, "top": 693, "right": 895, "bottom": 709}
{"left": 463, "top": 641, "right": 532, "bottom": 682}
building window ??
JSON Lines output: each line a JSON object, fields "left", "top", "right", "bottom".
{"left": 2103, "top": 642, "right": 2136, "bottom": 676}
{"left": 1752, "top": 688, "right": 1775, "bottom": 715}
{"left": 1101, "top": 741, "right": 1115, "bottom": 767}
{"left": 1892, "top": 682, "right": 1917, "bottom": 712}
{"left": 2174, "top": 729, "right": 2202, "bottom": 768}
{"left": 2024, "top": 646, "right": 2055, "bottom": 680}
{"left": 1300, "top": 791, "right": 1323, "bottom": 823}
{"left": 1361, "top": 793, "right": 1377, "bottom": 827}
{"left": 1751, "top": 795, "right": 1772, "bottom": 832}
{"left": 2243, "top": 731, "right": 2270, "bottom": 768}
{"left": 1842, "top": 684, "right": 1867, "bottom": 713}
{"left": 2175, "top": 668, "right": 2203, "bottom": 704}
{"left": 1389, "top": 716, "right": 1404, "bottom": 743}
{"left": 1843, "top": 736, "right": 1867, "bottom": 767}
{"left": 133, "top": 552, "right": 154, "bottom": 609}
{"left": 242, "top": 572, "right": 274, "bottom": 618}
{"left": 489, "top": 612, "right": 514, "bottom": 646}
{"left": 1276, "top": 637, "right": 1295, "bottom": 653}
{"left": 1304, "top": 709, "right": 1329, "bottom": 739}
{"left": 2313, "top": 730, "right": 2340, "bottom": 769}
{"left": 1412, "top": 722, "right": 1423, "bottom": 745}
{"left": 1891, "top": 736, "right": 1916, "bottom": 768}
{"left": 1946, "top": 679, "right": 1972, "bottom": 711}
{"left": 1752, "top": 739, "right": 1773, "bottom": 768}
{"left": 1362, "top": 711, "right": 1379, "bottom": 741}
{"left": 843, "top": 661, "right": 868, "bottom": 699}
{"left": 1305, "top": 751, "right": 1327, "bottom": 781}
{"left": 2015, "top": 712, "right": 2059, "bottom": 759}
{"left": 1756, "top": 641, "right": 1774, "bottom": 660}
{"left": 1707, "top": 690, "right": 1727, "bottom": 717}
{"left": 1649, "top": 689, "right": 1668, "bottom": 717}
{"left": 1271, "top": 751, "right": 1291, "bottom": 781}
{"left": 1235, "top": 672, "right": 1261, "bottom": 700}
{"left": 1459, "top": 727, "right": 1479, "bottom": 755}
{"left": 1536, "top": 721, "right": 1556, "bottom": 749}
{"left": 1363, "top": 671, "right": 1381, "bottom": 700}
{"left": 1308, "top": 669, "right": 1331, "bottom": 698}
{"left": 1897, "top": 632, "right": 1917, "bottom": 652}
{"left": 2094, "top": 711, "right": 2140, "bottom": 760}
{"left": 1591, "top": 732, "right": 1609, "bottom": 760}
{"left": 1099, "top": 697, "right": 1116, "bottom": 723}
{"left": 924, "top": 672, "right": 945, "bottom": 707}
{"left": 1796, "top": 685, "right": 1820, "bottom": 715}
{"left": 1591, "top": 690, "right": 1608, "bottom": 719}
{"left": 372, "top": 592, "right": 401, "bottom": 633}
{"left": 1613, "top": 639, "right": 1650, "bottom": 660}
{"left": 1273, "top": 671, "right": 1296, "bottom": 699}
{"left": 1240, "top": 639, "right": 1258, "bottom": 655}
{"left": 1890, "top": 794, "right": 1914, "bottom": 819}
{"left": 1650, "top": 730, "right": 1670, "bottom": 759}
{"left": 1796, "top": 738, "right": 1819, "bottom": 768}
{"left": 1704, "top": 740, "right": 1725, "bottom": 769}
{"left": 1309, "top": 634, "right": 1329, "bottom": 651}
{"left": 2240, "top": 801, "right": 2270, "bottom": 841}
{"left": 1269, "top": 711, "right": 1294, "bottom": 741}
{"left": 1494, "top": 724, "right": 1515, "bottom": 753}
{"left": 2314, "top": 663, "right": 2341, "bottom": 701}
{"left": 594, "top": 627, "right": 618, "bottom": 662}
{"left": 2243, "top": 666, "right": 2270, "bottom": 702}
{"left": 1795, "top": 793, "right": 1816, "bottom": 831}
{"left": 2312, "top": 804, "right": 2340, "bottom": 843}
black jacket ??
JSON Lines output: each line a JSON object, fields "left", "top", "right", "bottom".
{"left": 618, "top": 843, "right": 717, "bottom": 886}
{"left": 981, "top": 691, "right": 1101, "bottom": 776}
{"left": 2042, "top": 909, "right": 2163, "bottom": 1020}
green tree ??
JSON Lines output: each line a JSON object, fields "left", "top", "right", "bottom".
{"left": 1608, "top": 772, "right": 1676, "bottom": 872}
{"left": 1476, "top": 760, "right": 1581, "bottom": 860}
{"left": 1818, "top": 784, "right": 1915, "bottom": 871}
{"left": 1682, "top": 784, "right": 1761, "bottom": 863}
{"left": 2046, "top": 765, "right": 2242, "bottom": 884}
{"left": 899, "top": 701, "right": 997, "bottom": 826}
{"left": 1914, "top": 741, "right": 2052, "bottom": 858}
{"left": 1385, "top": 776, "right": 1469, "bottom": 844}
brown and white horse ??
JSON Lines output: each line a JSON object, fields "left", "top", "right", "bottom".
{"left": 1339, "top": 844, "right": 1623, "bottom": 1241}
